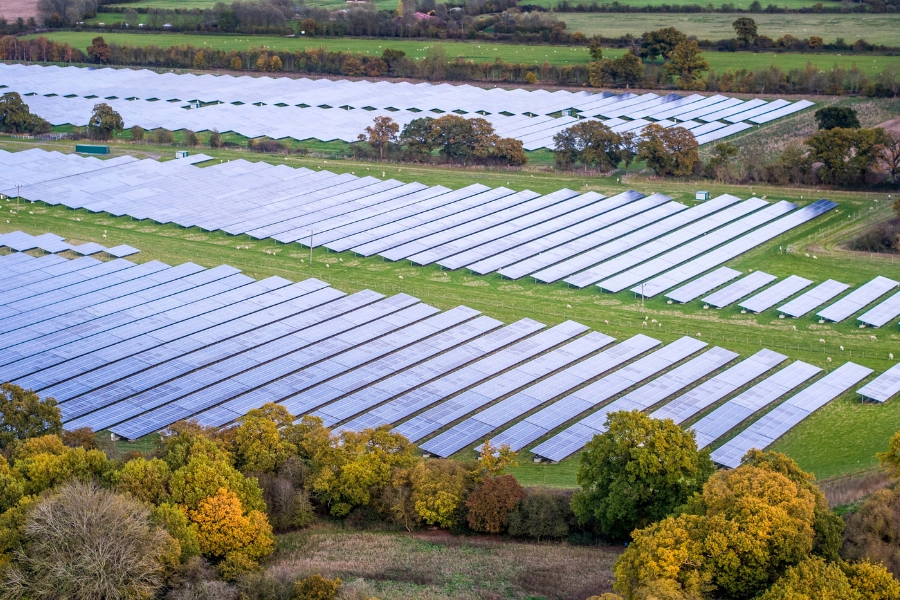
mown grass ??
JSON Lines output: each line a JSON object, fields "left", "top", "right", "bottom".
{"left": 28, "top": 30, "right": 900, "bottom": 73}
{"left": 1, "top": 133, "right": 899, "bottom": 483}
{"left": 271, "top": 526, "right": 620, "bottom": 600}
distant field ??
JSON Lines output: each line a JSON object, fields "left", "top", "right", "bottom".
{"left": 104, "top": 0, "right": 829, "bottom": 9}
{"left": 562, "top": 12, "right": 900, "bottom": 46}
{"left": 32, "top": 31, "right": 900, "bottom": 74}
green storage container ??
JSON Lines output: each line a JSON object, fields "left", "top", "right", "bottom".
{"left": 75, "top": 144, "right": 110, "bottom": 155}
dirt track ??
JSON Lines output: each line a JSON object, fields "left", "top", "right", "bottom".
{"left": 877, "top": 116, "right": 900, "bottom": 135}
{"left": 1, "top": 0, "right": 38, "bottom": 20}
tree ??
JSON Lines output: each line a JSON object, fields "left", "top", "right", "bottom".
{"left": 881, "top": 131, "right": 900, "bottom": 184}
{"left": 399, "top": 117, "right": 438, "bottom": 159}
{"left": 131, "top": 124, "right": 145, "bottom": 141}
{"left": 381, "top": 48, "right": 406, "bottom": 65}
{"left": 11, "top": 434, "right": 111, "bottom": 496}
{"left": 664, "top": 40, "right": 709, "bottom": 90}
{"left": 639, "top": 27, "right": 687, "bottom": 61}
{"left": 590, "top": 54, "right": 644, "bottom": 87}
{"left": 0, "top": 93, "right": 50, "bottom": 135}
{"left": 0, "top": 481, "right": 176, "bottom": 600}
{"left": 86, "top": 35, "right": 110, "bottom": 64}
{"left": 757, "top": 558, "right": 859, "bottom": 600}
{"left": 807, "top": 127, "right": 886, "bottom": 186}
{"left": 815, "top": 106, "right": 861, "bottom": 130}
{"left": 525, "top": 72, "right": 538, "bottom": 85}
{"left": 184, "top": 129, "right": 199, "bottom": 147}
{"left": 588, "top": 37, "right": 603, "bottom": 61}
{"left": 189, "top": 487, "right": 274, "bottom": 565}
{"left": 637, "top": 124, "right": 699, "bottom": 177}
{"left": 359, "top": 116, "right": 399, "bottom": 161}
{"left": 554, "top": 121, "right": 630, "bottom": 172}
{"left": 0, "top": 456, "right": 24, "bottom": 513}
{"left": 228, "top": 403, "right": 296, "bottom": 474}
{"left": 614, "top": 452, "right": 836, "bottom": 600}
{"left": 87, "top": 103, "right": 124, "bottom": 141}
{"left": 292, "top": 574, "right": 341, "bottom": 600}
{"left": 151, "top": 503, "right": 201, "bottom": 563}
{"left": 466, "top": 475, "right": 525, "bottom": 534}
{"left": 230, "top": 56, "right": 242, "bottom": 71}
{"left": 155, "top": 129, "right": 175, "bottom": 144}
{"left": 507, "top": 488, "right": 571, "bottom": 541}
{"left": 732, "top": 17, "right": 759, "bottom": 46}
{"left": 572, "top": 411, "right": 714, "bottom": 541}
{"left": 491, "top": 137, "right": 528, "bottom": 166}
{"left": 0, "top": 384, "right": 61, "bottom": 451}
{"left": 408, "top": 459, "right": 470, "bottom": 528}
{"left": 37, "top": 0, "right": 95, "bottom": 26}
{"left": 114, "top": 456, "right": 171, "bottom": 505}
{"left": 706, "top": 142, "right": 738, "bottom": 180}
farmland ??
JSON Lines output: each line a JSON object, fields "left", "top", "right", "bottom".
{"left": 2, "top": 128, "right": 899, "bottom": 483}
{"left": 29, "top": 30, "right": 900, "bottom": 74}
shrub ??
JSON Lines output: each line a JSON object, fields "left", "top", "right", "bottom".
{"left": 508, "top": 488, "right": 571, "bottom": 541}
{"left": 292, "top": 574, "right": 341, "bottom": 600}
{"left": 249, "top": 138, "right": 287, "bottom": 154}
{"left": 155, "top": 129, "right": 175, "bottom": 145}
{"left": 131, "top": 124, "right": 145, "bottom": 141}
{"left": 184, "top": 130, "right": 199, "bottom": 147}
{"left": 208, "top": 129, "right": 222, "bottom": 148}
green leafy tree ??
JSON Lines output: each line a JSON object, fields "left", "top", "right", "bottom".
{"left": 588, "top": 37, "right": 604, "bottom": 61}
{"left": 227, "top": 403, "right": 297, "bottom": 474}
{"left": 732, "top": 17, "right": 759, "bottom": 46}
{"left": 637, "top": 124, "right": 699, "bottom": 177}
{"left": 639, "top": 27, "right": 687, "bottom": 61}
{"left": 130, "top": 124, "right": 144, "bottom": 141}
{"left": 590, "top": 53, "right": 644, "bottom": 87}
{"left": 0, "top": 93, "right": 50, "bottom": 135}
{"left": 572, "top": 411, "right": 714, "bottom": 541}
{"left": 11, "top": 435, "right": 111, "bottom": 496}
{"left": 113, "top": 457, "right": 171, "bottom": 505}
{"left": 507, "top": 488, "right": 571, "bottom": 541}
{"left": 664, "top": 40, "right": 709, "bottom": 90}
{"left": 150, "top": 503, "right": 201, "bottom": 562}
{"left": 815, "top": 106, "right": 861, "bottom": 130}
{"left": 553, "top": 121, "right": 630, "bottom": 172}
{"left": 806, "top": 127, "right": 886, "bottom": 186}
{"left": 87, "top": 102, "right": 124, "bottom": 141}
{"left": 0, "top": 384, "right": 61, "bottom": 451}
{"left": 399, "top": 117, "right": 438, "bottom": 159}
{"left": 0, "top": 456, "right": 24, "bottom": 513}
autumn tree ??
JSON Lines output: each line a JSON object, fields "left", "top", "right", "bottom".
{"left": 664, "top": 40, "right": 709, "bottom": 90}
{"left": 86, "top": 35, "right": 111, "bottom": 64}
{"left": 209, "top": 129, "right": 223, "bottom": 148}
{"left": 0, "top": 456, "right": 24, "bottom": 513}
{"left": 732, "top": 17, "right": 759, "bottom": 46}
{"left": 806, "top": 127, "right": 886, "bottom": 186}
{"left": 227, "top": 403, "right": 297, "bottom": 474}
{"left": 189, "top": 487, "right": 274, "bottom": 572}
{"left": 572, "top": 411, "right": 714, "bottom": 541}
{"left": 589, "top": 53, "right": 644, "bottom": 87}
{"left": 466, "top": 475, "right": 525, "bottom": 534}
{"left": 408, "top": 459, "right": 471, "bottom": 528}
{"left": 10, "top": 434, "right": 111, "bottom": 496}
{"left": 297, "top": 417, "right": 417, "bottom": 517}
{"left": 87, "top": 102, "right": 124, "bottom": 140}
{"left": 292, "top": 574, "right": 341, "bottom": 600}
{"left": 359, "top": 116, "right": 399, "bottom": 160}
{"left": 815, "top": 106, "right": 861, "bottom": 130}
{"left": 113, "top": 456, "right": 171, "bottom": 505}
{"left": 639, "top": 27, "right": 688, "bottom": 61}
{"left": 757, "top": 558, "right": 900, "bottom": 600}
{"left": 637, "top": 124, "right": 699, "bottom": 177}
{"left": 614, "top": 451, "right": 844, "bottom": 600}
{"left": 0, "top": 481, "right": 177, "bottom": 600}
{"left": 0, "top": 384, "right": 61, "bottom": 451}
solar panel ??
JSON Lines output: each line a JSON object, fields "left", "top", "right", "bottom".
{"left": 690, "top": 360, "right": 821, "bottom": 449}
{"left": 858, "top": 361, "right": 900, "bottom": 403}
{"left": 665, "top": 267, "right": 741, "bottom": 303}
{"left": 777, "top": 279, "right": 849, "bottom": 318}
{"left": 711, "top": 361, "right": 872, "bottom": 467}
{"left": 531, "top": 345, "right": 736, "bottom": 461}
{"left": 857, "top": 291, "right": 900, "bottom": 328}
{"left": 651, "top": 349, "right": 786, "bottom": 424}
{"left": 703, "top": 271, "right": 777, "bottom": 308}
{"left": 817, "top": 276, "right": 899, "bottom": 322}
{"left": 738, "top": 275, "right": 812, "bottom": 313}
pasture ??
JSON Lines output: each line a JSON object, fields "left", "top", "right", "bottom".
{"left": 30, "top": 30, "right": 900, "bottom": 74}
{"left": 101, "top": 0, "right": 832, "bottom": 10}
{"left": 1, "top": 130, "right": 898, "bottom": 483}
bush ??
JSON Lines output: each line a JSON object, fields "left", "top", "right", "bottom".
{"left": 131, "top": 124, "right": 145, "bottom": 141}
{"left": 508, "top": 488, "right": 572, "bottom": 541}
{"left": 292, "top": 574, "right": 341, "bottom": 600}
{"left": 466, "top": 475, "right": 525, "bottom": 534}
{"left": 184, "top": 130, "right": 199, "bottom": 147}
{"left": 208, "top": 129, "right": 222, "bottom": 148}
{"left": 847, "top": 219, "right": 900, "bottom": 254}
{"left": 249, "top": 138, "right": 287, "bottom": 154}
{"left": 842, "top": 487, "right": 900, "bottom": 576}
{"left": 155, "top": 129, "right": 175, "bottom": 145}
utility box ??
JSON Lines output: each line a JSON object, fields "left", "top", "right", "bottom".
{"left": 75, "top": 144, "right": 110, "bottom": 155}
{"left": 695, "top": 191, "right": 710, "bottom": 201}
{"left": 175, "top": 151, "right": 190, "bottom": 159}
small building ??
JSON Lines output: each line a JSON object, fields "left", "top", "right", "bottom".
{"left": 175, "top": 151, "right": 190, "bottom": 159}
{"left": 695, "top": 191, "right": 710, "bottom": 201}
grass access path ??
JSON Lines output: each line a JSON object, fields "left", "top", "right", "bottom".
{"left": 31, "top": 31, "right": 900, "bottom": 74}
{"left": 1, "top": 134, "right": 898, "bottom": 485}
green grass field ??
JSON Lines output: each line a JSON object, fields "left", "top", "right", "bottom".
{"left": 31, "top": 30, "right": 900, "bottom": 74}
{"left": 1, "top": 133, "right": 899, "bottom": 485}
{"left": 101, "top": 0, "right": 833, "bottom": 10}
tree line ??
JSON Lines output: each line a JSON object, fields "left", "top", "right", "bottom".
{"left": 5, "top": 35, "right": 899, "bottom": 99}
{"left": 5, "top": 381, "right": 900, "bottom": 598}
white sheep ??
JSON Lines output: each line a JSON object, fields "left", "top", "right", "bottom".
{"left": 871, "top": 335, "right": 877, "bottom": 341}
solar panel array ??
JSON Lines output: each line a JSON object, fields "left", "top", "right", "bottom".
{"left": 703, "top": 271, "right": 776, "bottom": 308}
{"left": 858, "top": 361, "right": 900, "bottom": 403}
{"left": 0, "top": 150, "right": 836, "bottom": 298}
{"left": 0, "top": 245, "right": 889, "bottom": 467}
{"left": 1, "top": 63, "right": 815, "bottom": 148}
{"left": 817, "top": 276, "right": 900, "bottom": 322}
{"left": 738, "top": 275, "right": 812, "bottom": 313}
{"left": 0, "top": 230, "right": 139, "bottom": 257}
{"left": 778, "top": 279, "right": 849, "bottom": 318}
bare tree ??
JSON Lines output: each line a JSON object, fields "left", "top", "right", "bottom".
{"left": 2, "top": 481, "right": 176, "bottom": 600}
{"left": 882, "top": 130, "right": 900, "bottom": 185}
